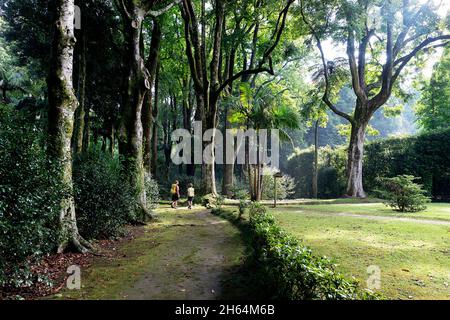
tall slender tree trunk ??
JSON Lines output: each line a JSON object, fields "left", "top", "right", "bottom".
{"left": 82, "top": 105, "right": 90, "bottom": 152}
{"left": 151, "top": 64, "right": 160, "bottom": 178}
{"left": 312, "top": 119, "right": 319, "bottom": 199}
{"left": 118, "top": 8, "right": 151, "bottom": 219}
{"left": 47, "top": 0, "right": 89, "bottom": 253}
{"left": 222, "top": 104, "right": 234, "bottom": 197}
{"left": 143, "top": 19, "right": 161, "bottom": 172}
{"left": 110, "top": 123, "right": 115, "bottom": 156}
{"left": 346, "top": 120, "right": 368, "bottom": 198}
{"left": 72, "top": 2, "right": 86, "bottom": 154}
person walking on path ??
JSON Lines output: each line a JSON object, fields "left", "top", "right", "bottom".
{"left": 187, "top": 184, "right": 195, "bottom": 209}
{"left": 171, "top": 180, "right": 180, "bottom": 209}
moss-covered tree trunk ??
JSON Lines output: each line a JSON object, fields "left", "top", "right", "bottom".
{"left": 73, "top": 23, "right": 86, "bottom": 154}
{"left": 346, "top": 119, "right": 368, "bottom": 198}
{"left": 143, "top": 18, "right": 161, "bottom": 172}
{"left": 47, "top": 0, "right": 90, "bottom": 253}
{"left": 117, "top": 1, "right": 153, "bottom": 220}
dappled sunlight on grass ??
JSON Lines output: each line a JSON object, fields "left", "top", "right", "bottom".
{"left": 278, "top": 201, "right": 450, "bottom": 222}
{"left": 270, "top": 202, "right": 450, "bottom": 300}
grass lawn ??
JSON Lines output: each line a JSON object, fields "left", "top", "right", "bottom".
{"left": 270, "top": 201, "right": 450, "bottom": 300}
{"left": 278, "top": 201, "right": 450, "bottom": 222}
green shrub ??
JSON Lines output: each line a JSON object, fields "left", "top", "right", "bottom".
{"left": 248, "top": 202, "right": 268, "bottom": 222}
{"left": 145, "top": 173, "right": 160, "bottom": 211}
{"left": 229, "top": 182, "right": 250, "bottom": 200}
{"left": 73, "top": 149, "right": 135, "bottom": 239}
{"left": 216, "top": 194, "right": 225, "bottom": 209}
{"left": 246, "top": 203, "right": 377, "bottom": 300}
{"left": 261, "top": 170, "right": 296, "bottom": 200}
{"left": 0, "top": 105, "right": 64, "bottom": 288}
{"left": 238, "top": 200, "right": 250, "bottom": 218}
{"left": 376, "top": 175, "right": 431, "bottom": 212}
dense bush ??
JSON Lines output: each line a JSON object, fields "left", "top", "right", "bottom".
{"left": 288, "top": 129, "right": 450, "bottom": 199}
{"left": 261, "top": 170, "right": 296, "bottom": 200}
{"left": 145, "top": 173, "right": 160, "bottom": 211}
{"left": 364, "top": 129, "right": 450, "bottom": 199}
{"left": 376, "top": 175, "right": 430, "bottom": 212}
{"left": 73, "top": 149, "right": 135, "bottom": 239}
{"left": 0, "top": 106, "right": 64, "bottom": 288}
{"left": 246, "top": 203, "right": 377, "bottom": 300}
{"left": 229, "top": 181, "right": 250, "bottom": 200}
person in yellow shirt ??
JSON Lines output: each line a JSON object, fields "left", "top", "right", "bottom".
{"left": 170, "top": 180, "right": 180, "bottom": 209}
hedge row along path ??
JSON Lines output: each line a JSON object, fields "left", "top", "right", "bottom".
{"left": 54, "top": 207, "right": 247, "bottom": 300}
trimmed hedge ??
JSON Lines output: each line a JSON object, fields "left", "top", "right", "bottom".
{"left": 287, "top": 129, "right": 450, "bottom": 199}
{"left": 213, "top": 203, "right": 378, "bottom": 300}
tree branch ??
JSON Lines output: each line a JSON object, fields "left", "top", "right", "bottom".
{"left": 392, "top": 35, "right": 450, "bottom": 82}
{"left": 147, "top": 0, "right": 182, "bottom": 17}
{"left": 300, "top": 0, "right": 354, "bottom": 125}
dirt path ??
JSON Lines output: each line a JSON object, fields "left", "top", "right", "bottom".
{"left": 56, "top": 207, "right": 246, "bottom": 300}
{"left": 295, "top": 210, "right": 450, "bottom": 226}
{"left": 122, "top": 209, "right": 244, "bottom": 300}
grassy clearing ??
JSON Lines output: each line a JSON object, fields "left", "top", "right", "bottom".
{"left": 279, "top": 202, "right": 450, "bottom": 222}
{"left": 270, "top": 201, "right": 450, "bottom": 300}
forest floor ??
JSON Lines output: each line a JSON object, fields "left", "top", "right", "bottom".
{"left": 50, "top": 205, "right": 249, "bottom": 300}
{"left": 266, "top": 202, "right": 450, "bottom": 300}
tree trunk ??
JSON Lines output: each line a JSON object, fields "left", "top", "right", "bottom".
{"left": 222, "top": 105, "right": 234, "bottom": 197}
{"left": 312, "top": 119, "right": 319, "bottom": 199}
{"left": 72, "top": 2, "right": 86, "bottom": 155}
{"left": 151, "top": 64, "right": 160, "bottom": 178}
{"left": 203, "top": 107, "right": 218, "bottom": 195}
{"left": 143, "top": 18, "right": 161, "bottom": 172}
{"left": 118, "top": 8, "right": 151, "bottom": 220}
{"left": 82, "top": 105, "right": 90, "bottom": 152}
{"left": 346, "top": 121, "right": 368, "bottom": 198}
{"left": 182, "top": 77, "right": 195, "bottom": 176}
{"left": 110, "top": 123, "right": 115, "bottom": 156}
{"left": 47, "top": 0, "right": 90, "bottom": 253}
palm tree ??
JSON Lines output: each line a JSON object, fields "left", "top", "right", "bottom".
{"left": 231, "top": 81, "right": 300, "bottom": 201}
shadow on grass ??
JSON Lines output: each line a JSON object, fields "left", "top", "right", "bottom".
{"left": 212, "top": 209, "right": 274, "bottom": 300}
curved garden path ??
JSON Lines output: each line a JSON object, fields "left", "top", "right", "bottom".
{"left": 55, "top": 207, "right": 247, "bottom": 300}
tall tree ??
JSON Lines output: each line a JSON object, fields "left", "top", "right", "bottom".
{"left": 143, "top": 18, "right": 162, "bottom": 172}
{"left": 47, "top": 0, "right": 90, "bottom": 253}
{"left": 300, "top": 0, "right": 450, "bottom": 197}
{"left": 416, "top": 46, "right": 450, "bottom": 131}
{"left": 114, "top": 0, "right": 178, "bottom": 218}
{"left": 181, "top": 0, "right": 295, "bottom": 195}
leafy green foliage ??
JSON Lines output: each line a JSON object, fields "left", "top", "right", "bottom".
{"left": 289, "top": 129, "right": 450, "bottom": 199}
{"left": 287, "top": 146, "right": 347, "bottom": 198}
{"left": 415, "top": 47, "right": 450, "bottom": 132}
{"left": 261, "top": 170, "right": 296, "bottom": 200}
{"left": 245, "top": 203, "right": 378, "bottom": 299}
{"left": 364, "top": 129, "right": 450, "bottom": 199}
{"left": 0, "top": 105, "right": 64, "bottom": 288}
{"left": 73, "top": 150, "right": 135, "bottom": 239}
{"left": 376, "top": 175, "right": 431, "bottom": 212}
{"left": 145, "top": 174, "right": 160, "bottom": 211}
